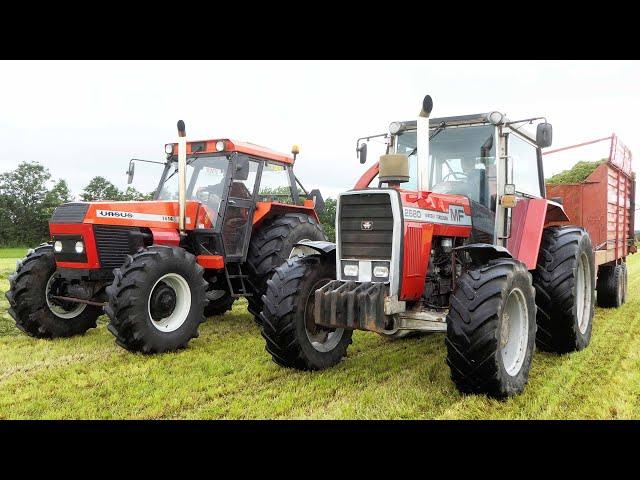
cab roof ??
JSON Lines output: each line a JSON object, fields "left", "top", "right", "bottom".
{"left": 170, "top": 138, "right": 294, "bottom": 164}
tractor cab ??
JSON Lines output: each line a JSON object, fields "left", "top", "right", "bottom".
{"left": 356, "top": 111, "right": 553, "bottom": 249}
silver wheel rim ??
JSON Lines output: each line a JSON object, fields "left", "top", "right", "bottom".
{"left": 45, "top": 274, "right": 87, "bottom": 319}
{"left": 576, "top": 253, "right": 592, "bottom": 334}
{"left": 500, "top": 287, "right": 529, "bottom": 377}
{"left": 147, "top": 273, "right": 192, "bottom": 332}
{"left": 304, "top": 278, "right": 344, "bottom": 352}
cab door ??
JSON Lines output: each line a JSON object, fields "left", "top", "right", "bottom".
{"left": 220, "top": 155, "right": 262, "bottom": 262}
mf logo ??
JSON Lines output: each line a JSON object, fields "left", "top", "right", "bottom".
{"left": 449, "top": 205, "right": 465, "bottom": 222}
{"left": 361, "top": 220, "right": 373, "bottom": 230}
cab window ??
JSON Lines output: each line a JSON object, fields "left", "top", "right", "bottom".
{"left": 509, "top": 134, "right": 542, "bottom": 197}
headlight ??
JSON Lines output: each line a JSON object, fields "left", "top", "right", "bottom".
{"left": 343, "top": 264, "right": 359, "bottom": 277}
{"left": 54, "top": 241, "right": 63, "bottom": 253}
{"left": 215, "top": 140, "right": 226, "bottom": 152}
{"left": 74, "top": 241, "right": 84, "bottom": 254}
{"left": 165, "top": 144, "right": 174, "bottom": 154}
{"left": 373, "top": 266, "right": 389, "bottom": 278}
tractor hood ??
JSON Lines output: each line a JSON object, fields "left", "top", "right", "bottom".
{"left": 50, "top": 201, "right": 203, "bottom": 230}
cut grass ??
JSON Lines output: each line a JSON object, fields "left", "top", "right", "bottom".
{"left": 0, "top": 251, "right": 639, "bottom": 419}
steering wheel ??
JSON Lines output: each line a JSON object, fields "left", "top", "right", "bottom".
{"left": 442, "top": 171, "right": 468, "bottom": 182}
{"left": 196, "top": 186, "right": 222, "bottom": 207}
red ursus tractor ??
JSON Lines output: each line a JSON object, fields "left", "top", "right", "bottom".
{"left": 259, "top": 96, "right": 635, "bottom": 398}
{"left": 6, "top": 121, "right": 326, "bottom": 353}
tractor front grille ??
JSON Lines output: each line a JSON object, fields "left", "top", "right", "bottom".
{"left": 338, "top": 193, "right": 394, "bottom": 260}
{"left": 93, "top": 225, "right": 144, "bottom": 269}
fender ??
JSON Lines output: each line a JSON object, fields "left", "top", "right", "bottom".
{"left": 289, "top": 240, "right": 336, "bottom": 260}
{"left": 455, "top": 243, "right": 512, "bottom": 266}
{"left": 508, "top": 198, "right": 571, "bottom": 270}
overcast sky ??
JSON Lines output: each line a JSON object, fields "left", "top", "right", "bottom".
{"left": 1, "top": 60, "right": 638, "bottom": 225}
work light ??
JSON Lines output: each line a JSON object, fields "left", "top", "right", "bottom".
{"left": 215, "top": 140, "right": 226, "bottom": 152}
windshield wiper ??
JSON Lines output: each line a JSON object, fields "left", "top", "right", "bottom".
{"left": 408, "top": 121, "right": 447, "bottom": 157}
{"left": 162, "top": 156, "right": 198, "bottom": 184}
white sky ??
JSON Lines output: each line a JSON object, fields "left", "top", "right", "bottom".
{"left": 1, "top": 60, "right": 638, "bottom": 225}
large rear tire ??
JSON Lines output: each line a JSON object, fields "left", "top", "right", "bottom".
{"left": 596, "top": 263, "right": 624, "bottom": 308}
{"left": 246, "top": 213, "right": 325, "bottom": 325}
{"left": 446, "top": 258, "right": 537, "bottom": 398}
{"left": 5, "top": 244, "right": 101, "bottom": 338}
{"left": 260, "top": 255, "right": 353, "bottom": 370}
{"left": 105, "top": 245, "right": 207, "bottom": 354}
{"left": 533, "top": 226, "right": 595, "bottom": 353}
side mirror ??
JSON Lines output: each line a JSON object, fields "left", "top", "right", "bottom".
{"left": 126, "top": 161, "right": 135, "bottom": 184}
{"left": 536, "top": 122, "right": 553, "bottom": 148}
{"left": 307, "top": 188, "right": 325, "bottom": 214}
{"left": 357, "top": 143, "right": 367, "bottom": 164}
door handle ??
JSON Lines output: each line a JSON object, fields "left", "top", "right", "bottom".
{"left": 228, "top": 200, "right": 236, "bottom": 206}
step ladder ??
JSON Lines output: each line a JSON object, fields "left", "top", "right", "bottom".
{"left": 224, "top": 263, "right": 253, "bottom": 298}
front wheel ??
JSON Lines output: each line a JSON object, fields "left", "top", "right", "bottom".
{"left": 5, "top": 244, "right": 101, "bottom": 338}
{"left": 105, "top": 245, "right": 207, "bottom": 354}
{"left": 260, "top": 255, "right": 353, "bottom": 370}
{"left": 446, "top": 258, "right": 537, "bottom": 398}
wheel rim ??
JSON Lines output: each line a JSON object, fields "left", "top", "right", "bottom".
{"left": 576, "top": 252, "right": 592, "bottom": 334}
{"left": 147, "top": 273, "right": 191, "bottom": 332}
{"left": 45, "top": 274, "right": 87, "bottom": 319}
{"left": 304, "top": 277, "right": 344, "bottom": 352}
{"left": 500, "top": 287, "right": 529, "bottom": 377}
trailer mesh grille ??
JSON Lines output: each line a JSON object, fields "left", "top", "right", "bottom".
{"left": 339, "top": 193, "right": 393, "bottom": 260}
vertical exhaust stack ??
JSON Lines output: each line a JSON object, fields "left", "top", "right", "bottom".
{"left": 416, "top": 95, "right": 433, "bottom": 192}
{"left": 177, "top": 120, "right": 187, "bottom": 233}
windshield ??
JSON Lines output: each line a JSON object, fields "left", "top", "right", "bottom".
{"left": 157, "top": 154, "right": 231, "bottom": 224}
{"left": 395, "top": 124, "right": 496, "bottom": 207}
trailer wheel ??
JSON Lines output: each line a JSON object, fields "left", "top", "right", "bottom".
{"left": 596, "top": 264, "right": 624, "bottom": 308}
{"left": 259, "top": 255, "right": 353, "bottom": 370}
{"left": 246, "top": 213, "right": 326, "bottom": 325}
{"left": 105, "top": 245, "right": 207, "bottom": 354}
{"left": 5, "top": 244, "right": 101, "bottom": 338}
{"left": 533, "top": 226, "right": 595, "bottom": 353}
{"left": 204, "top": 289, "right": 235, "bottom": 317}
{"left": 621, "top": 263, "right": 628, "bottom": 304}
{"left": 446, "top": 258, "right": 536, "bottom": 398}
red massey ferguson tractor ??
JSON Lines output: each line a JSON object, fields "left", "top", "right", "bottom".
{"left": 259, "top": 96, "right": 636, "bottom": 398}
{"left": 5, "top": 121, "right": 326, "bottom": 353}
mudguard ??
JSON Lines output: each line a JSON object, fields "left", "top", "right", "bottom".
{"left": 289, "top": 240, "right": 336, "bottom": 259}
{"left": 455, "top": 243, "right": 513, "bottom": 266}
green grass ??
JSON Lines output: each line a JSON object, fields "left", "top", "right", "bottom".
{"left": 1, "top": 249, "right": 639, "bottom": 419}
{"left": 546, "top": 159, "right": 605, "bottom": 185}
{"left": 0, "top": 247, "right": 28, "bottom": 259}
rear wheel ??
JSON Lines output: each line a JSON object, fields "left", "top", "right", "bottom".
{"left": 105, "top": 245, "right": 207, "bottom": 354}
{"left": 597, "top": 264, "right": 624, "bottom": 308}
{"left": 260, "top": 255, "right": 353, "bottom": 370}
{"left": 533, "top": 226, "right": 595, "bottom": 353}
{"left": 204, "top": 289, "right": 235, "bottom": 317}
{"left": 445, "top": 258, "right": 537, "bottom": 398}
{"left": 5, "top": 244, "right": 101, "bottom": 338}
{"left": 246, "top": 213, "right": 325, "bottom": 325}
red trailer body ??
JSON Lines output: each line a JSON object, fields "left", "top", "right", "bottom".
{"left": 544, "top": 134, "right": 636, "bottom": 267}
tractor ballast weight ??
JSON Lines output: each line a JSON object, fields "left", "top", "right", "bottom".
{"left": 6, "top": 121, "right": 327, "bottom": 354}
{"left": 260, "top": 95, "right": 635, "bottom": 398}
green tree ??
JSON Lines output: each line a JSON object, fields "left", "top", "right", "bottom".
{"left": 318, "top": 197, "right": 336, "bottom": 242}
{"left": 119, "top": 186, "right": 154, "bottom": 201}
{"left": 80, "top": 176, "right": 122, "bottom": 201}
{"left": 0, "top": 162, "right": 55, "bottom": 246}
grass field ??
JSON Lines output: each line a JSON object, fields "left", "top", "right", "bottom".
{"left": 0, "top": 249, "right": 639, "bottom": 419}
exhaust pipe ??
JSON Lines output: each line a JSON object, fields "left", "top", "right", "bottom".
{"left": 177, "top": 120, "right": 187, "bottom": 233}
{"left": 416, "top": 95, "right": 433, "bottom": 192}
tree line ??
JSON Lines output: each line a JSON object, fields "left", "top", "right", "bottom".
{"left": 0, "top": 162, "right": 152, "bottom": 247}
